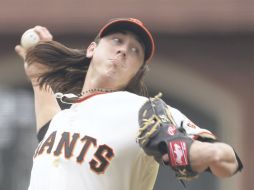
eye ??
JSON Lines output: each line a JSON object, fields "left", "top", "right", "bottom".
{"left": 130, "top": 47, "right": 139, "bottom": 54}
{"left": 112, "top": 37, "right": 121, "bottom": 44}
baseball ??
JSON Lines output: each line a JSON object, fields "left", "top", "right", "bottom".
{"left": 21, "top": 29, "right": 40, "bottom": 49}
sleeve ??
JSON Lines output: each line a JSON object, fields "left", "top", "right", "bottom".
{"left": 36, "top": 100, "right": 69, "bottom": 143}
{"left": 233, "top": 150, "right": 244, "bottom": 173}
{"left": 37, "top": 120, "right": 51, "bottom": 142}
{"left": 168, "top": 106, "right": 217, "bottom": 142}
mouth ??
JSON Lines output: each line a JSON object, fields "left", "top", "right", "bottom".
{"left": 108, "top": 58, "right": 121, "bottom": 66}
{"left": 108, "top": 59, "right": 118, "bottom": 64}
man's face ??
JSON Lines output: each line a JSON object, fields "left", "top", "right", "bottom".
{"left": 86, "top": 31, "right": 145, "bottom": 90}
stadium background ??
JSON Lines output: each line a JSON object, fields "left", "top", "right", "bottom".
{"left": 0, "top": 0, "right": 253, "bottom": 189}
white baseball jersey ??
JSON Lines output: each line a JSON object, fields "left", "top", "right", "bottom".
{"left": 28, "top": 91, "right": 214, "bottom": 190}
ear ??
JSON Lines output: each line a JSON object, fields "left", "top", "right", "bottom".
{"left": 86, "top": 42, "right": 97, "bottom": 58}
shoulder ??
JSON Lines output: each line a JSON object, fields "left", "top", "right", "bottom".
{"left": 110, "top": 91, "right": 148, "bottom": 101}
{"left": 92, "top": 91, "right": 149, "bottom": 107}
{"left": 109, "top": 91, "right": 149, "bottom": 111}
{"left": 36, "top": 109, "right": 70, "bottom": 142}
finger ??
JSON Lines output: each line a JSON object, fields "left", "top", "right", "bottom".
{"left": 162, "top": 154, "right": 169, "bottom": 162}
{"left": 15, "top": 45, "right": 26, "bottom": 60}
{"left": 34, "top": 26, "right": 45, "bottom": 40}
{"left": 41, "top": 27, "right": 53, "bottom": 41}
{"left": 34, "top": 25, "right": 53, "bottom": 41}
{"left": 24, "top": 62, "right": 29, "bottom": 70}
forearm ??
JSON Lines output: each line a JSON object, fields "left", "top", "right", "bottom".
{"left": 33, "top": 85, "right": 61, "bottom": 132}
{"left": 15, "top": 26, "right": 59, "bottom": 131}
{"left": 207, "top": 142, "right": 239, "bottom": 177}
{"left": 190, "top": 141, "right": 239, "bottom": 177}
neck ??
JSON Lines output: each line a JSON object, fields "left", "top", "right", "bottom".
{"left": 81, "top": 65, "right": 123, "bottom": 97}
{"left": 80, "top": 88, "right": 116, "bottom": 97}
{"left": 81, "top": 76, "right": 118, "bottom": 97}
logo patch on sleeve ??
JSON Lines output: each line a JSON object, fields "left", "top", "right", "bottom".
{"left": 186, "top": 120, "right": 198, "bottom": 129}
{"left": 168, "top": 141, "right": 188, "bottom": 167}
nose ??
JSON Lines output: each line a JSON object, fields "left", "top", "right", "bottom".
{"left": 116, "top": 48, "right": 126, "bottom": 58}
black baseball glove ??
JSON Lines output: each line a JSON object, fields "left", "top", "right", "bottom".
{"left": 136, "top": 94, "right": 198, "bottom": 180}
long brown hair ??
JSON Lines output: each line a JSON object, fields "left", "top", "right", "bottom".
{"left": 26, "top": 40, "right": 149, "bottom": 96}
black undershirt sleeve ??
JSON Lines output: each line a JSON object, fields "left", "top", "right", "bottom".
{"left": 36, "top": 98, "right": 71, "bottom": 142}
{"left": 37, "top": 121, "right": 51, "bottom": 142}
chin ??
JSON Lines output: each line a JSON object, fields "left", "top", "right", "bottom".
{"left": 103, "top": 67, "right": 117, "bottom": 78}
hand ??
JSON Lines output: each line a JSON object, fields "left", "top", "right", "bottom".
{"left": 15, "top": 26, "right": 53, "bottom": 85}
{"left": 15, "top": 26, "right": 53, "bottom": 60}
